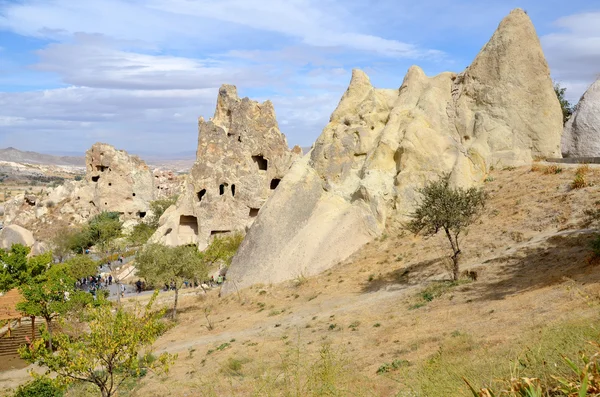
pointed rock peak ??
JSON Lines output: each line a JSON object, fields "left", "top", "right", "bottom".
{"left": 402, "top": 65, "right": 427, "bottom": 85}
{"left": 219, "top": 84, "right": 239, "bottom": 100}
{"left": 348, "top": 69, "right": 372, "bottom": 91}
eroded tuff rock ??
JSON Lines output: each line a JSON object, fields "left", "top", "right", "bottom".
{"left": 562, "top": 78, "right": 600, "bottom": 157}
{"left": 2, "top": 144, "right": 183, "bottom": 243}
{"left": 150, "top": 85, "right": 298, "bottom": 249}
{"left": 221, "top": 9, "right": 563, "bottom": 294}
{"left": 86, "top": 143, "right": 154, "bottom": 218}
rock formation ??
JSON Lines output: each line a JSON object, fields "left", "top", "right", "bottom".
{"left": 86, "top": 143, "right": 154, "bottom": 219}
{"left": 0, "top": 224, "right": 44, "bottom": 254}
{"left": 221, "top": 9, "right": 563, "bottom": 294}
{"left": 562, "top": 77, "right": 600, "bottom": 157}
{"left": 150, "top": 85, "right": 298, "bottom": 250}
{"left": 2, "top": 144, "right": 184, "bottom": 243}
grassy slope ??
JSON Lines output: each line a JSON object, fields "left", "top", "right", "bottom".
{"left": 4, "top": 163, "right": 600, "bottom": 396}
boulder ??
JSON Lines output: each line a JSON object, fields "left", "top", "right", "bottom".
{"left": 0, "top": 224, "right": 36, "bottom": 251}
{"left": 221, "top": 9, "right": 563, "bottom": 294}
{"left": 562, "top": 77, "right": 600, "bottom": 157}
{"left": 150, "top": 85, "right": 298, "bottom": 249}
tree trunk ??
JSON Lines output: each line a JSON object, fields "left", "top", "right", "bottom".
{"left": 451, "top": 253, "right": 460, "bottom": 281}
{"left": 173, "top": 286, "right": 179, "bottom": 320}
{"left": 45, "top": 317, "right": 53, "bottom": 351}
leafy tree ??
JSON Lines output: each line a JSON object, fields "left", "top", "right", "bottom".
{"left": 202, "top": 232, "right": 244, "bottom": 268}
{"left": 136, "top": 244, "right": 207, "bottom": 319}
{"left": 17, "top": 263, "right": 75, "bottom": 350}
{"left": 88, "top": 212, "right": 123, "bottom": 253}
{"left": 127, "top": 222, "right": 156, "bottom": 247}
{"left": 147, "top": 196, "right": 178, "bottom": 229}
{"left": 64, "top": 255, "right": 98, "bottom": 280}
{"left": 20, "top": 292, "right": 174, "bottom": 397}
{"left": 554, "top": 82, "right": 574, "bottom": 125}
{"left": 406, "top": 175, "right": 487, "bottom": 281}
{"left": 0, "top": 245, "right": 51, "bottom": 292}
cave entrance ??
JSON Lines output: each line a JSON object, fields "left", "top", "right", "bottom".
{"left": 219, "top": 183, "right": 229, "bottom": 195}
{"left": 231, "top": 184, "right": 236, "bottom": 197}
{"left": 179, "top": 215, "right": 199, "bottom": 242}
{"left": 249, "top": 208, "right": 259, "bottom": 217}
{"left": 197, "top": 189, "right": 206, "bottom": 202}
{"left": 270, "top": 178, "right": 281, "bottom": 190}
{"left": 137, "top": 211, "right": 146, "bottom": 219}
{"left": 96, "top": 165, "right": 108, "bottom": 172}
{"left": 91, "top": 176, "right": 100, "bottom": 182}
{"left": 252, "top": 155, "right": 268, "bottom": 171}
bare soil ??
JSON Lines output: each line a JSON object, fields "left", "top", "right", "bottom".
{"left": 2, "top": 163, "right": 600, "bottom": 396}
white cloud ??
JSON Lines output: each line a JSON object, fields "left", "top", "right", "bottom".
{"left": 32, "top": 34, "right": 274, "bottom": 90}
{"left": 542, "top": 12, "right": 600, "bottom": 103}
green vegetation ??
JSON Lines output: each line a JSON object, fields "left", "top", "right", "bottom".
{"left": 136, "top": 244, "right": 208, "bottom": 319}
{"left": 13, "top": 378, "right": 64, "bottom": 397}
{"left": 20, "top": 292, "right": 174, "bottom": 397}
{"left": 127, "top": 196, "right": 178, "bottom": 246}
{"left": 0, "top": 244, "right": 51, "bottom": 292}
{"left": 407, "top": 174, "right": 487, "bottom": 280}
{"left": 554, "top": 82, "right": 574, "bottom": 125}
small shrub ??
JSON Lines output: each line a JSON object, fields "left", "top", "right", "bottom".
{"left": 373, "top": 323, "right": 381, "bottom": 328}
{"left": 544, "top": 165, "right": 563, "bottom": 175}
{"left": 348, "top": 321, "right": 360, "bottom": 330}
{"left": 376, "top": 359, "right": 411, "bottom": 374}
{"left": 13, "top": 378, "right": 64, "bottom": 397}
{"left": 571, "top": 174, "right": 587, "bottom": 190}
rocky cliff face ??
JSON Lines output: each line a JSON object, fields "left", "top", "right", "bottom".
{"left": 86, "top": 143, "right": 154, "bottom": 219}
{"left": 2, "top": 143, "right": 183, "bottom": 245}
{"left": 150, "top": 85, "right": 298, "bottom": 249}
{"left": 221, "top": 9, "right": 563, "bottom": 294}
{"left": 562, "top": 77, "right": 600, "bottom": 157}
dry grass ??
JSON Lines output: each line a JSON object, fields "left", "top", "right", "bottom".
{"left": 4, "top": 164, "right": 600, "bottom": 396}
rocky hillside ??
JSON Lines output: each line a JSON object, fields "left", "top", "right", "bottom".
{"left": 222, "top": 8, "right": 563, "bottom": 294}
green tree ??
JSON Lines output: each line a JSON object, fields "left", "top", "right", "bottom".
{"left": 20, "top": 292, "right": 174, "bottom": 397}
{"left": 88, "top": 212, "right": 123, "bottom": 253}
{"left": 136, "top": 244, "right": 207, "bottom": 319}
{"left": 64, "top": 255, "right": 98, "bottom": 280}
{"left": 0, "top": 245, "right": 51, "bottom": 292}
{"left": 17, "top": 263, "right": 75, "bottom": 350}
{"left": 202, "top": 233, "right": 244, "bottom": 268}
{"left": 147, "top": 196, "right": 178, "bottom": 229}
{"left": 554, "top": 82, "right": 574, "bottom": 125}
{"left": 127, "top": 222, "right": 156, "bottom": 247}
{"left": 406, "top": 175, "right": 487, "bottom": 281}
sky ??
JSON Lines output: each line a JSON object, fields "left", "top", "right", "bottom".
{"left": 0, "top": 0, "right": 599, "bottom": 157}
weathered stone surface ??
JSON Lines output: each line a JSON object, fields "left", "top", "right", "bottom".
{"left": 86, "top": 143, "right": 154, "bottom": 220}
{"left": 0, "top": 224, "right": 36, "bottom": 251}
{"left": 2, "top": 143, "right": 184, "bottom": 243}
{"left": 221, "top": 9, "right": 563, "bottom": 294}
{"left": 562, "top": 77, "right": 600, "bottom": 157}
{"left": 151, "top": 85, "right": 298, "bottom": 249}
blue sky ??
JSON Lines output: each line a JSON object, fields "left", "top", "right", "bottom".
{"left": 0, "top": 0, "right": 599, "bottom": 157}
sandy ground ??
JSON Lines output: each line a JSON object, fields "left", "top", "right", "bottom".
{"left": 2, "top": 164, "right": 600, "bottom": 396}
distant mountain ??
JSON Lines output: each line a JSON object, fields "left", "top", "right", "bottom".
{"left": 0, "top": 147, "right": 85, "bottom": 166}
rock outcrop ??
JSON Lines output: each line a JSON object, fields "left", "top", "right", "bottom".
{"left": 150, "top": 85, "right": 298, "bottom": 249}
{"left": 221, "top": 9, "right": 563, "bottom": 294}
{"left": 0, "top": 225, "right": 36, "bottom": 251}
{"left": 86, "top": 143, "right": 154, "bottom": 219}
{"left": 562, "top": 78, "right": 600, "bottom": 157}
{"left": 2, "top": 144, "right": 184, "bottom": 243}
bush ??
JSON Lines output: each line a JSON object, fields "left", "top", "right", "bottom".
{"left": 13, "top": 378, "right": 64, "bottom": 397}
{"left": 571, "top": 165, "right": 590, "bottom": 190}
